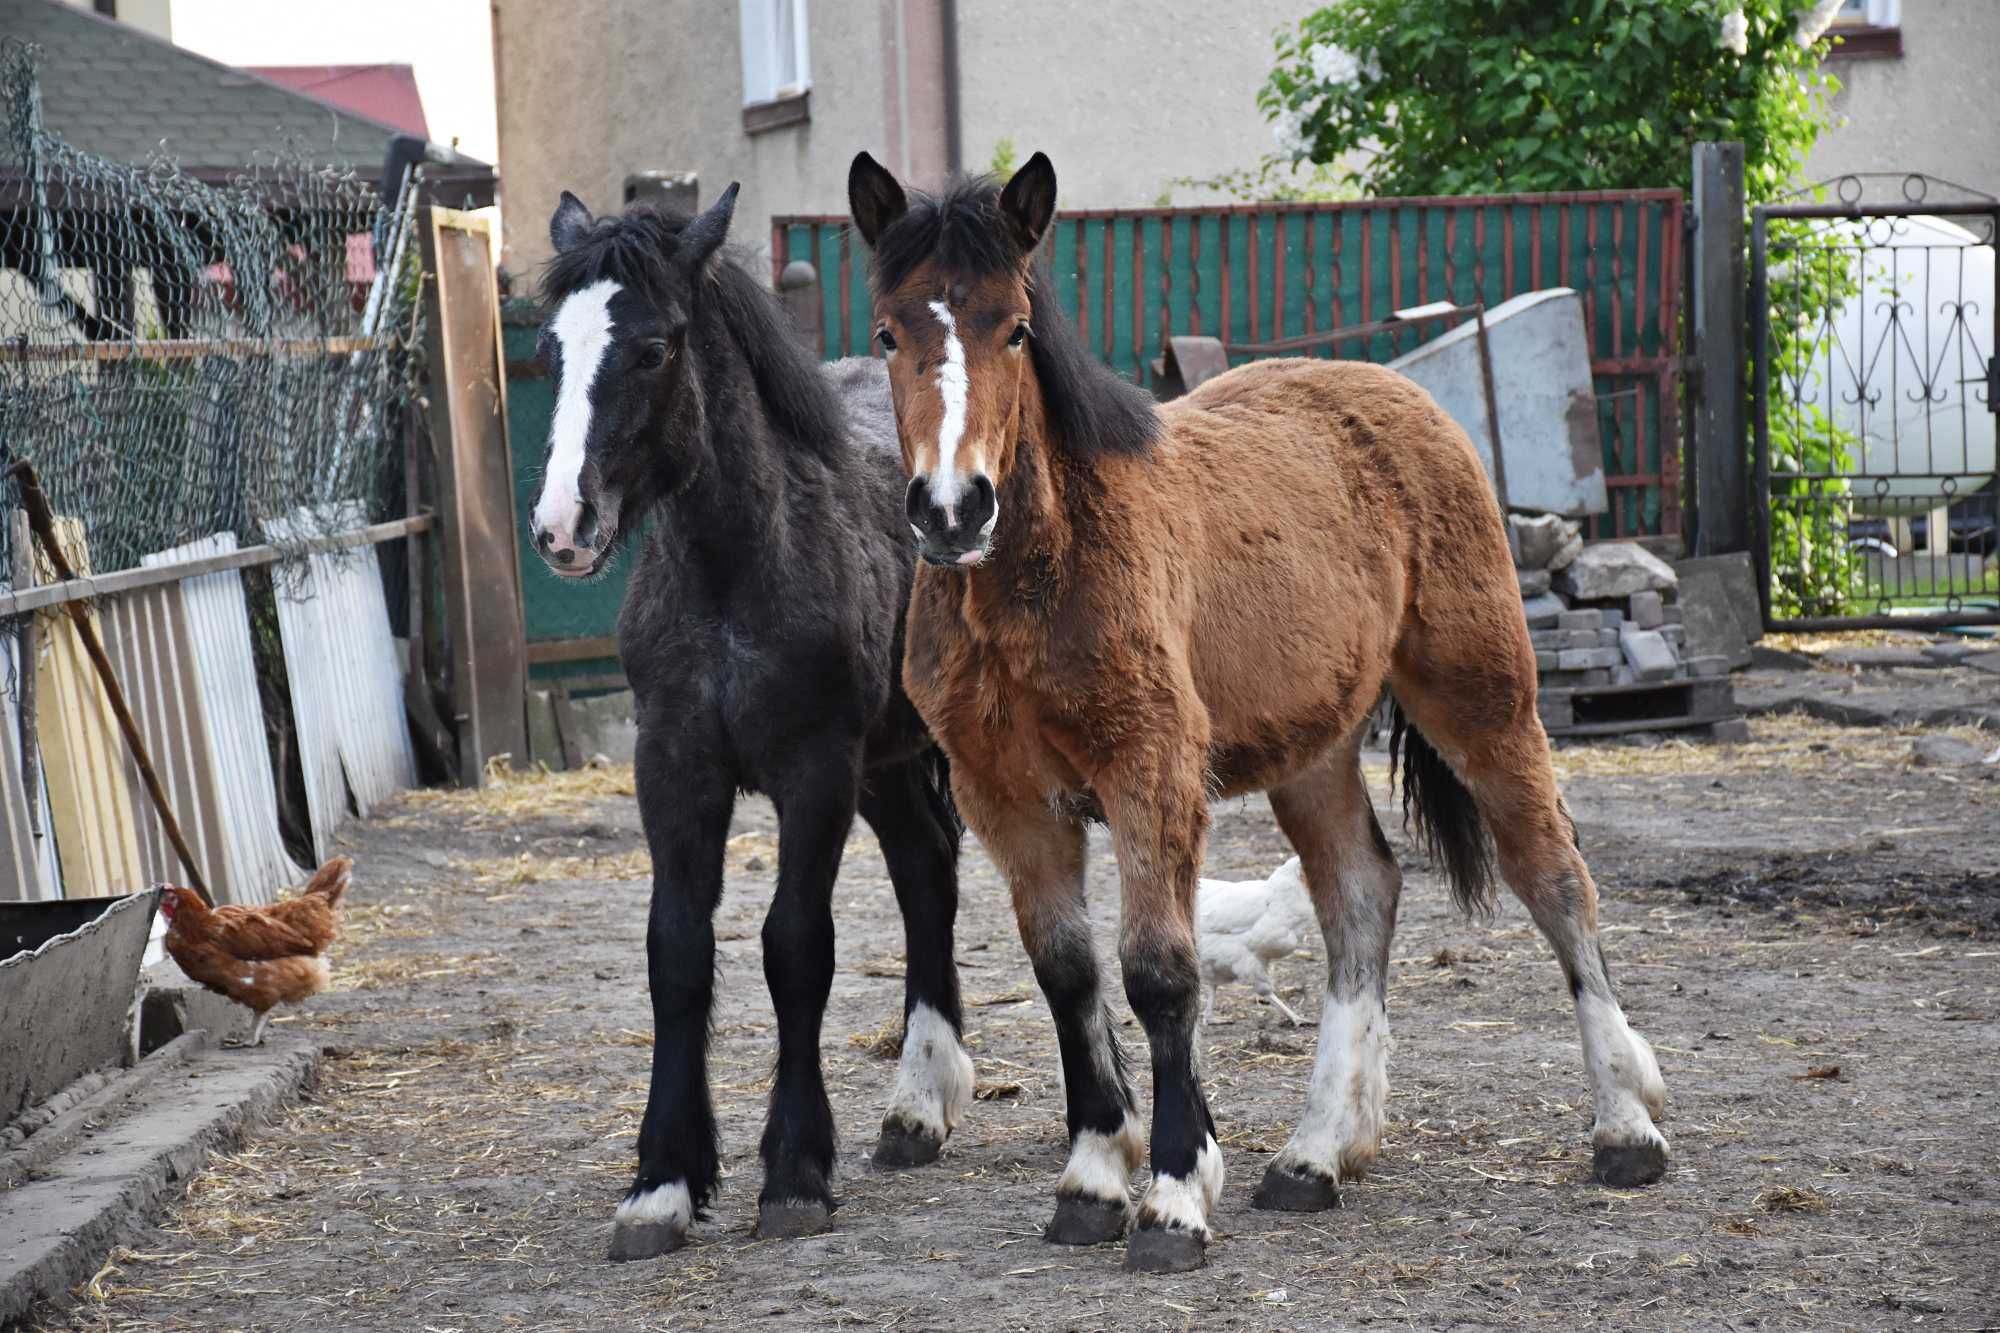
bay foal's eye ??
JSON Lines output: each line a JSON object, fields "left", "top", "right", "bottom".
{"left": 876, "top": 327, "right": 898, "bottom": 354}
{"left": 1008, "top": 321, "right": 1031, "bottom": 348}
{"left": 638, "top": 340, "right": 670, "bottom": 370}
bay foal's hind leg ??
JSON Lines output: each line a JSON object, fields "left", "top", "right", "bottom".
{"left": 958, "top": 780, "right": 1141, "bottom": 1247}
{"left": 1102, "top": 746, "right": 1223, "bottom": 1273}
{"left": 1253, "top": 739, "right": 1402, "bottom": 1212}
{"left": 860, "top": 756, "right": 973, "bottom": 1168}
{"left": 611, "top": 722, "right": 733, "bottom": 1261}
{"left": 754, "top": 744, "right": 864, "bottom": 1238}
{"left": 1396, "top": 684, "right": 1669, "bottom": 1186}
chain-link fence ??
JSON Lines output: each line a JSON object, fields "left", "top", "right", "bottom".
{"left": 0, "top": 39, "right": 421, "bottom": 582}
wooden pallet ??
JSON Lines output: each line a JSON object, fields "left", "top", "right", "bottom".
{"left": 1539, "top": 676, "right": 1737, "bottom": 738}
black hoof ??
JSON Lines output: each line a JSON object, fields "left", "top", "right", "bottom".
{"left": 607, "top": 1220, "right": 686, "bottom": 1262}
{"left": 1592, "top": 1139, "right": 1669, "bottom": 1188}
{"left": 755, "top": 1199, "right": 833, "bottom": 1240}
{"left": 1124, "top": 1227, "right": 1207, "bottom": 1273}
{"left": 1251, "top": 1164, "right": 1340, "bottom": 1212}
{"left": 872, "top": 1120, "right": 944, "bottom": 1169}
{"left": 1044, "top": 1194, "right": 1129, "bottom": 1246}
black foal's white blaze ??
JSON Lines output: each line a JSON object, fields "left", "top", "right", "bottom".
{"left": 533, "top": 277, "right": 620, "bottom": 570}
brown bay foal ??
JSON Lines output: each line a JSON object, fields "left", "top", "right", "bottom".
{"left": 847, "top": 150, "right": 1669, "bottom": 1272}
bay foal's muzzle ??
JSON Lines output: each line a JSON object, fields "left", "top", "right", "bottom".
{"left": 906, "top": 471, "right": 998, "bottom": 567}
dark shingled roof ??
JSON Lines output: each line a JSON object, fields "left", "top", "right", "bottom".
{"left": 2, "top": 0, "right": 492, "bottom": 196}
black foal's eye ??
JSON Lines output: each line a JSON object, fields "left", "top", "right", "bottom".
{"left": 876, "top": 327, "right": 898, "bottom": 354}
{"left": 1008, "top": 321, "right": 1031, "bottom": 348}
{"left": 638, "top": 340, "right": 670, "bottom": 370}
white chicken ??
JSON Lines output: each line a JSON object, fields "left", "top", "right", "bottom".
{"left": 1197, "top": 856, "right": 1318, "bottom": 1025}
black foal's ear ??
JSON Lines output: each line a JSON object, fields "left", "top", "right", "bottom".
{"left": 679, "top": 182, "right": 740, "bottom": 271}
{"left": 998, "top": 152, "right": 1057, "bottom": 255}
{"left": 550, "top": 190, "right": 594, "bottom": 253}
{"left": 847, "top": 151, "right": 907, "bottom": 248}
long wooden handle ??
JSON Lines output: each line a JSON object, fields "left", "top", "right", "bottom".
{"left": 5, "top": 460, "right": 213, "bottom": 906}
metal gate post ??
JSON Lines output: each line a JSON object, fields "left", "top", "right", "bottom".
{"left": 1747, "top": 207, "right": 1771, "bottom": 625}
{"left": 1690, "top": 142, "right": 1749, "bottom": 558}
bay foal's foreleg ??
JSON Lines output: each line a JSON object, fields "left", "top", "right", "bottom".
{"left": 1396, "top": 682, "right": 1668, "bottom": 1186}
{"left": 1101, "top": 744, "right": 1222, "bottom": 1274}
{"left": 957, "top": 779, "right": 1140, "bottom": 1246}
{"left": 610, "top": 724, "right": 733, "bottom": 1261}
{"left": 1254, "top": 739, "right": 1402, "bottom": 1212}
{"left": 754, "top": 744, "right": 863, "bottom": 1238}
{"left": 860, "top": 756, "right": 973, "bottom": 1168}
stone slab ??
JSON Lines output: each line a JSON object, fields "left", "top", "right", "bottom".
{"left": 1620, "top": 627, "right": 1678, "bottom": 681}
{"left": 1673, "top": 552, "right": 1761, "bottom": 670}
{"left": 1522, "top": 593, "right": 1567, "bottom": 628}
{"left": 1628, "top": 590, "right": 1664, "bottom": 629}
{"left": 1559, "top": 647, "right": 1622, "bottom": 670}
{"left": 0, "top": 1038, "right": 320, "bottom": 1327}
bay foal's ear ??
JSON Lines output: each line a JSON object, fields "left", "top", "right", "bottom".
{"left": 550, "top": 190, "right": 594, "bottom": 253}
{"left": 847, "top": 151, "right": 907, "bottom": 248}
{"left": 678, "top": 181, "right": 740, "bottom": 272}
{"left": 998, "top": 151, "right": 1057, "bottom": 255}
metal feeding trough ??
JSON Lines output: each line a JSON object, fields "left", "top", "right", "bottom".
{"left": 0, "top": 889, "right": 161, "bottom": 1126}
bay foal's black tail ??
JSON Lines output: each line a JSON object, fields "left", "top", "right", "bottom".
{"left": 1387, "top": 703, "right": 1499, "bottom": 917}
{"left": 922, "top": 746, "right": 964, "bottom": 840}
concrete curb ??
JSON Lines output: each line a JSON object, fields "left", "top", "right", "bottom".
{"left": 0, "top": 1036, "right": 321, "bottom": 1328}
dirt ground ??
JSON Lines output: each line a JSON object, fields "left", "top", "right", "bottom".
{"left": 28, "top": 663, "right": 2000, "bottom": 1332}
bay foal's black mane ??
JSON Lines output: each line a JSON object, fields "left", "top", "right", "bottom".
{"left": 868, "top": 178, "right": 1160, "bottom": 462}
{"left": 541, "top": 206, "right": 844, "bottom": 459}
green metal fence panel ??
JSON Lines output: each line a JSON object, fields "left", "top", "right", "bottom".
{"left": 775, "top": 189, "right": 1684, "bottom": 538}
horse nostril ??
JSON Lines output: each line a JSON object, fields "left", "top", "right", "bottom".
{"left": 575, "top": 500, "right": 600, "bottom": 549}
{"left": 535, "top": 527, "right": 554, "bottom": 552}
{"left": 905, "top": 477, "right": 929, "bottom": 531}
{"left": 966, "top": 474, "right": 997, "bottom": 531}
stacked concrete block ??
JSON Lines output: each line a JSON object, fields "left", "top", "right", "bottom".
{"left": 1508, "top": 514, "right": 1743, "bottom": 738}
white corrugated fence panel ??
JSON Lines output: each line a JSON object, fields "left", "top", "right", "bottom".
{"left": 144, "top": 534, "right": 307, "bottom": 902}
{"left": 263, "top": 506, "right": 415, "bottom": 853}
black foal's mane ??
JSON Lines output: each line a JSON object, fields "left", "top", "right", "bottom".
{"left": 541, "top": 207, "right": 844, "bottom": 457}
{"left": 867, "top": 178, "right": 1159, "bottom": 463}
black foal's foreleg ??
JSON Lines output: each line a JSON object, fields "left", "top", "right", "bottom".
{"left": 610, "top": 732, "right": 733, "bottom": 1262}
{"left": 860, "top": 756, "right": 972, "bottom": 1169}
{"left": 754, "top": 755, "right": 860, "bottom": 1238}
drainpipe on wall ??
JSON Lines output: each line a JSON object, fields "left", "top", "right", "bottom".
{"left": 940, "top": 0, "right": 961, "bottom": 175}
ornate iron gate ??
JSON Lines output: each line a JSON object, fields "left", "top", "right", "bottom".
{"left": 1750, "top": 175, "right": 1999, "bottom": 629}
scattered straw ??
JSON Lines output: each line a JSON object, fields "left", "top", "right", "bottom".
{"left": 849, "top": 1017, "right": 902, "bottom": 1059}
{"left": 1755, "top": 1184, "right": 1831, "bottom": 1214}
{"left": 396, "top": 759, "right": 637, "bottom": 822}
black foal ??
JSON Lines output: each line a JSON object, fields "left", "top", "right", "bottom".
{"left": 528, "top": 185, "right": 972, "bottom": 1258}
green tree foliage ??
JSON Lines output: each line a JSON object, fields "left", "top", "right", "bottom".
{"left": 1259, "top": 0, "right": 1840, "bottom": 201}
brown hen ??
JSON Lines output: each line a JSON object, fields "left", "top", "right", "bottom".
{"left": 158, "top": 857, "right": 351, "bottom": 1046}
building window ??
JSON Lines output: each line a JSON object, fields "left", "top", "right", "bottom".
{"left": 1826, "top": 0, "right": 1901, "bottom": 58}
{"left": 740, "top": 0, "right": 810, "bottom": 107}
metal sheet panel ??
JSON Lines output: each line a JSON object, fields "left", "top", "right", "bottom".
{"left": 27, "top": 521, "right": 147, "bottom": 898}
{"left": 0, "top": 640, "right": 61, "bottom": 902}
{"left": 1388, "top": 289, "right": 1610, "bottom": 517}
{"left": 142, "top": 534, "right": 306, "bottom": 904}
{"left": 264, "top": 506, "right": 415, "bottom": 856}
{"left": 97, "top": 582, "right": 235, "bottom": 901}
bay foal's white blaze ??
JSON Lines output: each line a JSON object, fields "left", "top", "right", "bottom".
{"left": 924, "top": 300, "right": 972, "bottom": 524}
{"left": 533, "top": 277, "right": 620, "bottom": 572}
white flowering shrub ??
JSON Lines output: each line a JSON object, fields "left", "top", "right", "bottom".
{"left": 1259, "top": 0, "right": 1844, "bottom": 200}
